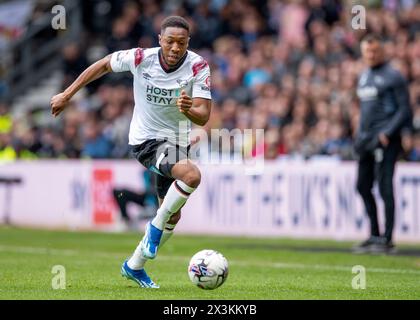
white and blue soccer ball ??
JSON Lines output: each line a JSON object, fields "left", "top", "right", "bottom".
{"left": 188, "top": 249, "right": 229, "bottom": 290}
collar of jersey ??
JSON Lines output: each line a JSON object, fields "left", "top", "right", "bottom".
{"left": 158, "top": 49, "right": 188, "bottom": 73}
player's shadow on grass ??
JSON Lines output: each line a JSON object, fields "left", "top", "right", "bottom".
{"left": 228, "top": 243, "right": 420, "bottom": 257}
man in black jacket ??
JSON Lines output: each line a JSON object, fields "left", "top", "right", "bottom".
{"left": 353, "top": 34, "right": 412, "bottom": 254}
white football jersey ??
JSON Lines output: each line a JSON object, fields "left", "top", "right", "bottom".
{"left": 110, "top": 47, "right": 211, "bottom": 147}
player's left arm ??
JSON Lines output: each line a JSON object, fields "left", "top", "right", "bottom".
{"left": 380, "top": 72, "right": 412, "bottom": 143}
{"left": 177, "top": 60, "right": 212, "bottom": 126}
{"left": 177, "top": 93, "right": 211, "bottom": 126}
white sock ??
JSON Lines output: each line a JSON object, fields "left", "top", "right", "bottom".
{"left": 127, "top": 222, "right": 177, "bottom": 270}
{"left": 127, "top": 242, "right": 148, "bottom": 270}
{"left": 151, "top": 180, "right": 195, "bottom": 230}
{"left": 159, "top": 223, "right": 176, "bottom": 248}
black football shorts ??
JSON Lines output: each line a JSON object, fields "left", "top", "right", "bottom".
{"left": 131, "top": 139, "right": 190, "bottom": 199}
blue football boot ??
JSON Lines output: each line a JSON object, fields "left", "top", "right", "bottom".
{"left": 121, "top": 260, "right": 159, "bottom": 288}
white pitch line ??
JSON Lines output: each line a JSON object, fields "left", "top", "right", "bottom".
{"left": 267, "top": 261, "right": 420, "bottom": 275}
{"left": 1, "top": 245, "right": 420, "bottom": 276}
{"left": 0, "top": 245, "right": 78, "bottom": 256}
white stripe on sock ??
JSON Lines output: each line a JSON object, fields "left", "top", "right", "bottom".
{"left": 151, "top": 181, "right": 196, "bottom": 230}
{"left": 175, "top": 180, "right": 196, "bottom": 194}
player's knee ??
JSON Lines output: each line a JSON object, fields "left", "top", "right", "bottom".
{"left": 175, "top": 164, "right": 201, "bottom": 188}
{"left": 181, "top": 168, "right": 201, "bottom": 188}
{"left": 172, "top": 161, "right": 201, "bottom": 188}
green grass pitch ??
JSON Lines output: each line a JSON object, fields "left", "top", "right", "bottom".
{"left": 1, "top": 226, "right": 420, "bottom": 300}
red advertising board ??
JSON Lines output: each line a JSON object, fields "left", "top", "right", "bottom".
{"left": 92, "top": 168, "right": 114, "bottom": 224}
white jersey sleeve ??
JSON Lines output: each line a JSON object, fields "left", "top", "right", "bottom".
{"left": 110, "top": 48, "right": 145, "bottom": 73}
{"left": 192, "top": 60, "right": 211, "bottom": 100}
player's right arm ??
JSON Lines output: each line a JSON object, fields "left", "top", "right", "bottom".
{"left": 51, "top": 54, "right": 112, "bottom": 117}
{"left": 52, "top": 48, "right": 142, "bottom": 117}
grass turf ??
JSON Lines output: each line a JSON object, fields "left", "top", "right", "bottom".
{"left": 0, "top": 226, "right": 420, "bottom": 300}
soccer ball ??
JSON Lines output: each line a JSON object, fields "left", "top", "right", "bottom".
{"left": 188, "top": 249, "right": 229, "bottom": 290}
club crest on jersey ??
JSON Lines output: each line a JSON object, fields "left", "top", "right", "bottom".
{"left": 176, "top": 79, "right": 188, "bottom": 88}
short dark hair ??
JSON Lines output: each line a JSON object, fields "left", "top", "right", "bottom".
{"left": 161, "top": 16, "right": 190, "bottom": 34}
{"left": 361, "top": 33, "right": 383, "bottom": 44}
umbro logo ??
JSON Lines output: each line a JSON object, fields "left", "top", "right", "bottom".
{"left": 142, "top": 72, "right": 152, "bottom": 80}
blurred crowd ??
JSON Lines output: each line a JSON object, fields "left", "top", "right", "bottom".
{"left": 1, "top": 0, "right": 420, "bottom": 162}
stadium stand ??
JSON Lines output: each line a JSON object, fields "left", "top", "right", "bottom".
{"left": 0, "top": 0, "right": 419, "bottom": 161}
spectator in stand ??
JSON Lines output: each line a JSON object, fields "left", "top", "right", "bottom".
{"left": 62, "top": 43, "right": 89, "bottom": 91}
{"left": 81, "top": 117, "right": 113, "bottom": 159}
{"left": 4, "top": 0, "right": 420, "bottom": 162}
{"left": 106, "top": 17, "right": 136, "bottom": 53}
{"left": 404, "top": 131, "right": 420, "bottom": 161}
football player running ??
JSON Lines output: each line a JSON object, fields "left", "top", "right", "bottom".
{"left": 51, "top": 16, "right": 212, "bottom": 288}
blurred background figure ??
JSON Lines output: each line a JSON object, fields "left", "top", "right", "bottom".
{"left": 113, "top": 170, "right": 158, "bottom": 230}
{"left": 62, "top": 42, "right": 89, "bottom": 91}
{"left": 408, "top": 132, "right": 420, "bottom": 161}
{"left": 81, "top": 116, "right": 114, "bottom": 159}
{"left": 0, "top": 102, "right": 15, "bottom": 161}
{"left": 353, "top": 34, "right": 413, "bottom": 254}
